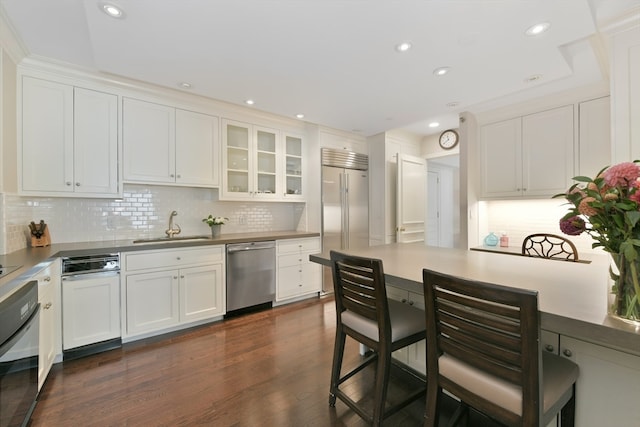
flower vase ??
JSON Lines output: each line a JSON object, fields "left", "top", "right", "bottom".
{"left": 211, "top": 224, "right": 221, "bottom": 238}
{"left": 608, "top": 253, "right": 640, "bottom": 324}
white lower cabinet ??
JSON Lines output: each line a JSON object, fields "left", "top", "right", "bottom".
{"left": 386, "top": 286, "right": 426, "bottom": 375}
{"left": 559, "top": 335, "right": 640, "bottom": 427}
{"left": 276, "top": 237, "right": 321, "bottom": 301}
{"left": 62, "top": 271, "right": 120, "bottom": 350}
{"left": 37, "top": 260, "right": 61, "bottom": 391}
{"left": 123, "top": 246, "right": 225, "bottom": 338}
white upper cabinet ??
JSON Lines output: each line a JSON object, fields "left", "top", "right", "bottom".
{"left": 123, "top": 98, "right": 219, "bottom": 187}
{"left": 578, "top": 96, "right": 611, "bottom": 176}
{"left": 221, "top": 119, "right": 281, "bottom": 200}
{"left": 283, "top": 133, "right": 304, "bottom": 200}
{"left": 21, "top": 76, "right": 119, "bottom": 197}
{"left": 175, "top": 109, "right": 220, "bottom": 187}
{"left": 480, "top": 105, "right": 574, "bottom": 199}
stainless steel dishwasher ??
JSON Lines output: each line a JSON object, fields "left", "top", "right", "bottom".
{"left": 226, "top": 241, "right": 276, "bottom": 314}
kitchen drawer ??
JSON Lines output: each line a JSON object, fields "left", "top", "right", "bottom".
{"left": 278, "top": 253, "right": 306, "bottom": 268}
{"left": 124, "top": 246, "right": 223, "bottom": 271}
{"left": 277, "top": 237, "right": 320, "bottom": 254}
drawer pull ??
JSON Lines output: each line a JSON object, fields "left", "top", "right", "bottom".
{"left": 43, "top": 276, "right": 51, "bottom": 282}
{"left": 545, "top": 344, "right": 554, "bottom": 353}
{"left": 43, "top": 302, "right": 52, "bottom": 309}
{"left": 563, "top": 349, "right": 573, "bottom": 357}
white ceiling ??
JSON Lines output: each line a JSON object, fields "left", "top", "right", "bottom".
{"left": 2, "top": 0, "right": 639, "bottom": 136}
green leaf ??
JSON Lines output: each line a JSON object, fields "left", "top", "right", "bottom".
{"left": 627, "top": 211, "right": 640, "bottom": 228}
{"left": 572, "top": 176, "right": 594, "bottom": 183}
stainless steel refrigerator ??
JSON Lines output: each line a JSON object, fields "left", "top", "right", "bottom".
{"left": 321, "top": 148, "right": 369, "bottom": 293}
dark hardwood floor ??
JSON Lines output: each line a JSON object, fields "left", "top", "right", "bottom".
{"left": 30, "top": 296, "right": 498, "bottom": 426}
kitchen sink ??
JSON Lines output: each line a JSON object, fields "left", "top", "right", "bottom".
{"left": 132, "top": 235, "right": 211, "bottom": 244}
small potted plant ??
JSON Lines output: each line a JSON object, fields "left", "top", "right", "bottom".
{"left": 202, "top": 215, "right": 229, "bottom": 238}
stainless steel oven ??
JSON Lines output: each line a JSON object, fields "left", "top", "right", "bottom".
{"left": 61, "top": 253, "right": 121, "bottom": 360}
{"left": 0, "top": 280, "right": 39, "bottom": 427}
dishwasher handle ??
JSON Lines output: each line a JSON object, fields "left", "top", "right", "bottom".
{"left": 227, "top": 241, "right": 276, "bottom": 253}
{"left": 62, "top": 271, "right": 120, "bottom": 281}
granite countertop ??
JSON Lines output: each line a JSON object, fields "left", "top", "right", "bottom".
{"left": 310, "top": 243, "right": 640, "bottom": 357}
{"left": 0, "top": 230, "right": 319, "bottom": 302}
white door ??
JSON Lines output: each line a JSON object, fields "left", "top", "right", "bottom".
{"left": 426, "top": 170, "right": 440, "bottom": 247}
{"left": 396, "top": 154, "right": 426, "bottom": 243}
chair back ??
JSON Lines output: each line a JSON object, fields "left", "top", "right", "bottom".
{"left": 422, "top": 269, "right": 543, "bottom": 426}
{"left": 521, "top": 233, "right": 578, "bottom": 261}
{"left": 330, "top": 250, "right": 390, "bottom": 344}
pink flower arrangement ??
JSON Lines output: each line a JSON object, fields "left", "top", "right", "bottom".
{"left": 556, "top": 161, "right": 640, "bottom": 320}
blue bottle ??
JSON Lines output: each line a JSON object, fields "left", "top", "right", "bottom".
{"left": 484, "top": 232, "right": 499, "bottom": 247}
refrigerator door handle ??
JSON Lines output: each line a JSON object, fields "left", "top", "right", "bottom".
{"left": 343, "top": 172, "right": 350, "bottom": 249}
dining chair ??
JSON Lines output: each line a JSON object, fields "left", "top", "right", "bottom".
{"left": 422, "top": 268, "right": 579, "bottom": 427}
{"left": 329, "top": 250, "right": 427, "bottom": 426}
{"left": 521, "top": 233, "right": 579, "bottom": 261}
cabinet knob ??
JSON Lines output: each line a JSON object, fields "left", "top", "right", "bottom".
{"left": 562, "top": 349, "right": 573, "bottom": 357}
{"left": 170, "top": 174, "right": 175, "bottom": 178}
{"left": 544, "top": 344, "right": 555, "bottom": 353}
{"left": 401, "top": 298, "right": 407, "bottom": 303}
{"left": 75, "top": 182, "right": 81, "bottom": 186}
{"left": 173, "top": 276, "right": 178, "bottom": 279}
{"left": 43, "top": 276, "right": 51, "bottom": 282}
{"left": 176, "top": 257, "right": 181, "bottom": 260}
{"left": 408, "top": 300, "right": 414, "bottom": 306}
{"left": 66, "top": 181, "right": 72, "bottom": 186}
{"left": 43, "top": 302, "right": 52, "bottom": 310}
{"left": 180, "top": 275, "right": 184, "bottom": 279}
{"left": 176, "top": 174, "right": 181, "bottom": 178}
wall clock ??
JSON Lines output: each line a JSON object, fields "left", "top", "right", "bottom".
{"left": 438, "top": 129, "right": 459, "bottom": 150}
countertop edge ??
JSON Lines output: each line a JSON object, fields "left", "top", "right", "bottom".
{"left": 1, "top": 231, "right": 320, "bottom": 302}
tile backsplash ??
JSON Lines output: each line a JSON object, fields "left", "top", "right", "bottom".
{"left": 1, "top": 185, "right": 307, "bottom": 254}
{"left": 481, "top": 199, "right": 601, "bottom": 255}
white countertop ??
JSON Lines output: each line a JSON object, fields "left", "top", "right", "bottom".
{"left": 310, "top": 243, "right": 640, "bottom": 356}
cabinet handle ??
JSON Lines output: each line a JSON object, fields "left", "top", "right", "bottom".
{"left": 43, "top": 276, "right": 51, "bottom": 282}
{"left": 562, "top": 349, "right": 573, "bottom": 357}
{"left": 544, "top": 344, "right": 555, "bottom": 353}
{"left": 43, "top": 302, "right": 52, "bottom": 310}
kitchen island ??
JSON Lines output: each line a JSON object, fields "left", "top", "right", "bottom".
{"left": 311, "top": 243, "right": 640, "bottom": 426}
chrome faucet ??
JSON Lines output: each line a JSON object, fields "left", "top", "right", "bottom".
{"left": 165, "top": 210, "right": 181, "bottom": 238}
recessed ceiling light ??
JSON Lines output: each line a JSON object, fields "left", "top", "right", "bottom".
{"left": 433, "top": 67, "right": 451, "bottom": 76}
{"left": 524, "top": 74, "right": 543, "bottom": 83}
{"left": 178, "top": 82, "right": 192, "bottom": 89}
{"left": 428, "top": 122, "right": 440, "bottom": 128}
{"left": 525, "top": 22, "right": 550, "bottom": 36}
{"left": 100, "top": 3, "right": 125, "bottom": 18}
{"left": 295, "top": 113, "right": 305, "bottom": 119}
{"left": 395, "top": 42, "right": 412, "bottom": 52}
{"left": 245, "top": 99, "right": 255, "bottom": 105}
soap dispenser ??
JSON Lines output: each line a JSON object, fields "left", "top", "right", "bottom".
{"left": 500, "top": 232, "right": 509, "bottom": 247}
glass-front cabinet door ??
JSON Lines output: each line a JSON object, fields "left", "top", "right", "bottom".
{"left": 222, "top": 119, "right": 281, "bottom": 200}
{"left": 254, "top": 126, "right": 279, "bottom": 200}
{"left": 284, "top": 134, "right": 303, "bottom": 199}
{"left": 224, "top": 121, "right": 251, "bottom": 197}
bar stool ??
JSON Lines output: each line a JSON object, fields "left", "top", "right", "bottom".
{"left": 422, "top": 268, "right": 579, "bottom": 427}
{"left": 329, "top": 250, "right": 427, "bottom": 426}
{"left": 521, "top": 233, "right": 579, "bottom": 261}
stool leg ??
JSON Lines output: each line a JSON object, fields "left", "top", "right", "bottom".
{"left": 372, "top": 348, "right": 391, "bottom": 426}
{"left": 329, "top": 327, "right": 346, "bottom": 406}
